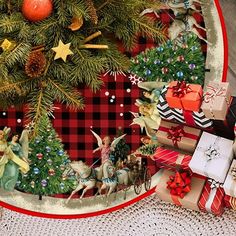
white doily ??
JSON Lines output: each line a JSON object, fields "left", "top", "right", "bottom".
{"left": 1, "top": 194, "right": 236, "bottom": 236}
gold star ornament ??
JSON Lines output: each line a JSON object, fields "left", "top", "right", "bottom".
{"left": 51, "top": 40, "right": 74, "bottom": 62}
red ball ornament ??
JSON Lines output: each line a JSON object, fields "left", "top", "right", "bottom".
{"left": 48, "top": 169, "right": 55, "bottom": 176}
{"left": 178, "top": 55, "right": 185, "bottom": 62}
{"left": 22, "top": 0, "right": 53, "bottom": 22}
{"left": 161, "top": 67, "right": 169, "bottom": 74}
{"left": 36, "top": 153, "right": 43, "bottom": 160}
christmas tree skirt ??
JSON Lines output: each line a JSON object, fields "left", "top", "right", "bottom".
{"left": 0, "top": 171, "right": 162, "bottom": 216}
{"left": 0, "top": 1, "right": 227, "bottom": 218}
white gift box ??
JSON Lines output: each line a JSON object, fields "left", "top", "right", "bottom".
{"left": 223, "top": 160, "right": 236, "bottom": 197}
{"left": 189, "top": 132, "right": 233, "bottom": 183}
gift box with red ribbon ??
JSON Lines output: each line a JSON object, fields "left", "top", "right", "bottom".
{"left": 201, "top": 82, "right": 231, "bottom": 120}
{"left": 156, "top": 120, "right": 201, "bottom": 153}
{"left": 151, "top": 147, "right": 192, "bottom": 171}
{"left": 198, "top": 179, "right": 225, "bottom": 216}
{"left": 165, "top": 81, "right": 203, "bottom": 111}
{"left": 157, "top": 86, "right": 213, "bottom": 129}
{"left": 155, "top": 169, "right": 206, "bottom": 211}
{"left": 224, "top": 195, "right": 236, "bottom": 210}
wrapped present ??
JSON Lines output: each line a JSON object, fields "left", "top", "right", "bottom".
{"left": 165, "top": 81, "right": 203, "bottom": 111}
{"left": 223, "top": 160, "right": 236, "bottom": 197}
{"left": 224, "top": 195, "right": 236, "bottom": 210}
{"left": 201, "top": 82, "right": 231, "bottom": 120}
{"left": 157, "top": 86, "right": 213, "bottom": 129}
{"left": 212, "top": 97, "right": 236, "bottom": 140}
{"left": 155, "top": 170, "right": 206, "bottom": 211}
{"left": 157, "top": 120, "right": 201, "bottom": 153}
{"left": 198, "top": 179, "right": 225, "bottom": 216}
{"left": 152, "top": 147, "right": 192, "bottom": 171}
{"left": 189, "top": 132, "right": 234, "bottom": 183}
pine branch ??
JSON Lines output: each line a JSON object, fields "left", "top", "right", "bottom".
{"left": 0, "top": 0, "right": 169, "bottom": 127}
{"left": 71, "top": 51, "right": 107, "bottom": 90}
{"left": 4, "top": 42, "right": 31, "bottom": 67}
{"left": 0, "top": 12, "right": 25, "bottom": 33}
{"left": 0, "top": 77, "right": 33, "bottom": 93}
{"left": 97, "top": 0, "right": 113, "bottom": 11}
{"left": 27, "top": 88, "right": 54, "bottom": 137}
{"left": 47, "top": 78, "right": 84, "bottom": 109}
{"left": 133, "top": 17, "right": 167, "bottom": 44}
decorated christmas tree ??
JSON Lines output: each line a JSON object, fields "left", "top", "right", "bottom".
{"left": 0, "top": 0, "right": 166, "bottom": 133}
{"left": 129, "top": 33, "right": 205, "bottom": 85}
{"left": 110, "top": 128, "right": 130, "bottom": 164}
{"left": 17, "top": 114, "right": 76, "bottom": 199}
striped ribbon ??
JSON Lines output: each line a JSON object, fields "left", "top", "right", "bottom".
{"left": 204, "top": 180, "right": 224, "bottom": 214}
{"left": 203, "top": 84, "right": 229, "bottom": 119}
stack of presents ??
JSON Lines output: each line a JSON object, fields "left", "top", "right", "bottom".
{"left": 138, "top": 79, "right": 236, "bottom": 216}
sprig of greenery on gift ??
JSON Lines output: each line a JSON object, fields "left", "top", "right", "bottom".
{"left": 138, "top": 143, "right": 159, "bottom": 156}
{"left": 17, "top": 114, "right": 76, "bottom": 199}
{"left": 129, "top": 33, "right": 205, "bottom": 85}
{"left": 0, "top": 0, "right": 166, "bottom": 134}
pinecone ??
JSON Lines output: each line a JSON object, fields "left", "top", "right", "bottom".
{"left": 86, "top": 0, "right": 98, "bottom": 25}
{"left": 25, "top": 51, "right": 46, "bottom": 78}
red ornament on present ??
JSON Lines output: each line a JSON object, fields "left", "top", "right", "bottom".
{"left": 22, "top": 0, "right": 53, "bottom": 22}
{"left": 166, "top": 171, "right": 192, "bottom": 198}
{"left": 36, "top": 153, "right": 43, "bottom": 160}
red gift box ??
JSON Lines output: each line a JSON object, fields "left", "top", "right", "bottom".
{"left": 152, "top": 147, "right": 192, "bottom": 171}
{"left": 155, "top": 170, "right": 206, "bottom": 211}
{"left": 198, "top": 180, "right": 225, "bottom": 216}
{"left": 157, "top": 120, "right": 201, "bottom": 153}
{"left": 224, "top": 195, "right": 236, "bottom": 210}
{"left": 166, "top": 81, "right": 203, "bottom": 111}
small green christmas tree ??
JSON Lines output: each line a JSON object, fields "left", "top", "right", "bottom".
{"left": 129, "top": 33, "right": 205, "bottom": 85}
{"left": 110, "top": 128, "right": 130, "bottom": 164}
{"left": 17, "top": 114, "right": 76, "bottom": 199}
{"left": 138, "top": 143, "right": 159, "bottom": 156}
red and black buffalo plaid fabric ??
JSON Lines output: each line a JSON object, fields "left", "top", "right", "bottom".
{"left": 0, "top": 10, "right": 207, "bottom": 198}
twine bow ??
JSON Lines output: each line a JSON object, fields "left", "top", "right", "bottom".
{"left": 208, "top": 179, "right": 223, "bottom": 189}
{"left": 204, "top": 144, "right": 220, "bottom": 162}
{"left": 167, "top": 125, "right": 185, "bottom": 146}
{"left": 171, "top": 81, "right": 192, "bottom": 98}
{"left": 167, "top": 171, "right": 191, "bottom": 199}
{"left": 204, "top": 85, "right": 226, "bottom": 104}
{"left": 230, "top": 165, "right": 236, "bottom": 180}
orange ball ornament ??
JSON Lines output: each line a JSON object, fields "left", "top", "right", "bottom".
{"left": 22, "top": 0, "right": 53, "bottom": 22}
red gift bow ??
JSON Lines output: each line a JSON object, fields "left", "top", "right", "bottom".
{"left": 171, "top": 81, "right": 192, "bottom": 98}
{"left": 167, "top": 172, "right": 191, "bottom": 199}
{"left": 167, "top": 125, "right": 186, "bottom": 146}
{"left": 204, "top": 85, "right": 226, "bottom": 103}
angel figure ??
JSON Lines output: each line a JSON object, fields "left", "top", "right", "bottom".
{"left": 91, "top": 130, "right": 126, "bottom": 164}
{"left": 0, "top": 128, "right": 30, "bottom": 191}
{"left": 138, "top": 81, "right": 167, "bottom": 104}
